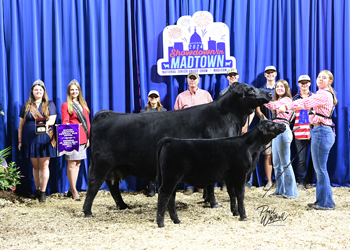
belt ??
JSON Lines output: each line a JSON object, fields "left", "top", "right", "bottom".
{"left": 310, "top": 123, "right": 331, "bottom": 129}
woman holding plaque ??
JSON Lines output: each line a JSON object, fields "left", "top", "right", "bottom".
{"left": 18, "top": 79, "right": 57, "bottom": 202}
{"left": 61, "top": 79, "right": 90, "bottom": 201}
{"left": 140, "top": 90, "right": 166, "bottom": 196}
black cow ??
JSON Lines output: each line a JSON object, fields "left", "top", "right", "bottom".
{"left": 156, "top": 119, "right": 286, "bottom": 227}
{"left": 83, "top": 83, "right": 272, "bottom": 217}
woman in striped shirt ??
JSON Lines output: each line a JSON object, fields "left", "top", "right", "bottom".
{"left": 288, "top": 70, "right": 337, "bottom": 210}
{"left": 264, "top": 80, "right": 298, "bottom": 199}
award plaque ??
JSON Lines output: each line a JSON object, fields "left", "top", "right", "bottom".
{"left": 299, "top": 109, "right": 309, "bottom": 124}
{"left": 35, "top": 118, "right": 47, "bottom": 135}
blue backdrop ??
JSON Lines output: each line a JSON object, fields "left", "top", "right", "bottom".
{"left": 1, "top": 0, "right": 349, "bottom": 195}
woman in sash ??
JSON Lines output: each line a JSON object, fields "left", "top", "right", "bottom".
{"left": 264, "top": 79, "right": 298, "bottom": 199}
{"left": 18, "top": 80, "right": 57, "bottom": 202}
{"left": 61, "top": 79, "right": 90, "bottom": 201}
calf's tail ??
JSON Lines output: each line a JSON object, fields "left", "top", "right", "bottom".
{"left": 156, "top": 137, "right": 171, "bottom": 189}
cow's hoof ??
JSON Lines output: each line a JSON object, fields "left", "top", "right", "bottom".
{"left": 157, "top": 223, "right": 165, "bottom": 228}
{"left": 147, "top": 192, "right": 155, "bottom": 197}
{"left": 84, "top": 213, "right": 94, "bottom": 218}
{"left": 240, "top": 217, "right": 248, "bottom": 221}
{"left": 118, "top": 204, "right": 130, "bottom": 210}
{"left": 232, "top": 212, "right": 239, "bottom": 216}
{"left": 173, "top": 219, "right": 181, "bottom": 224}
{"left": 210, "top": 203, "right": 222, "bottom": 208}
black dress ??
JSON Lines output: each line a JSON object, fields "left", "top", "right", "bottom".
{"left": 19, "top": 101, "right": 57, "bottom": 158}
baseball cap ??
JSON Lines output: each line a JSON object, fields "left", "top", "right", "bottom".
{"left": 188, "top": 72, "right": 199, "bottom": 79}
{"left": 298, "top": 75, "right": 311, "bottom": 82}
{"left": 264, "top": 66, "right": 277, "bottom": 72}
{"left": 227, "top": 68, "right": 238, "bottom": 75}
{"left": 148, "top": 90, "right": 160, "bottom": 97}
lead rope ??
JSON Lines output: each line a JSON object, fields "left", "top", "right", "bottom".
{"left": 262, "top": 138, "right": 309, "bottom": 198}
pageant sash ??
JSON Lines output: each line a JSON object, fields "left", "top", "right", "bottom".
{"left": 72, "top": 102, "right": 88, "bottom": 142}
{"left": 30, "top": 105, "right": 56, "bottom": 148}
{"left": 57, "top": 124, "right": 80, "bottom": 156}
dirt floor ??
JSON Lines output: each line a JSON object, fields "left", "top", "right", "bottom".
{"left": 1, "top": 186, "right": 350, "bottom": 250}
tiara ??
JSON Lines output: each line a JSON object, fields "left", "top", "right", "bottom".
{"left": 32, "top": 79, "right": 45, "bottom": 88}
{"left": 68, "top": 79, "right": 79, "bottom": 86}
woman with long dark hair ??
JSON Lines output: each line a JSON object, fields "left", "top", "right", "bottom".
{"left": 264, "top": 79, "right": 298, "bottom": 199}
{"left": 61, "top": 79, "right": 91, "bottom": 201}
{"left": 18, "top": 80, "right": 57, "bottom": 202}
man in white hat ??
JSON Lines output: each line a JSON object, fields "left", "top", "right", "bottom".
{"left": 292, "top": 75, "right": 313, "bottom": 190}
{"left": 218, "top": 68, "right": 240, "bottom": 96}
{"left": 255, "top": 66, "right": 277, "bottom": 190}
{"left": 174, "top": 72, "right": 213, "bottom": 195}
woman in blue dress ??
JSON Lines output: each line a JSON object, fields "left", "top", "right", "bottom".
{"left": 18, "top": 80, "right": 57, "bottom": 202}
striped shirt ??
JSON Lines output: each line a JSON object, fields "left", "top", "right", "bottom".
{"left": 288, "top": 87, "right": 334, "bottom": 126}
{"left": 292, "top": 92, "right": 313, "bottom": 140}
{"left": 264, "top": 97, "right": 293, "bottom": 125}
{"left": 174, "top": 88, "right": 213, "bottom": 110}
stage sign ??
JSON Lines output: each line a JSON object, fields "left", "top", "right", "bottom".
{"left": 157, "top": 11, "right": 236, "bottom": 76}
{"left": 57, "top": 124, "right": 80, "bottom": 156}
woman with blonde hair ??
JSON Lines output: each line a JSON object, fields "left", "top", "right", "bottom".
{"left": 61, "top": 79, "right": 91, "bottom": 201}
{"left": 18, "top": 79, "right": 57, "bottom": 202}
{"left": 264, "top": 79, "right": 298, "bottom": 199}
{"left": 141, "top": 90, "right": 167, "bottom": 113}
{"left": 141, "top": 90, "right": 166, "bottom": 196}
{"left": 288, "top": 70, "right": 337, "bottom": 210}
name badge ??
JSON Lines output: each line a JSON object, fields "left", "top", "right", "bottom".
{"left": 299, "top": 109, "right": 309, "bottom": 124}
{"left": 35, "top": 118, "right": 47, "bottom": 135}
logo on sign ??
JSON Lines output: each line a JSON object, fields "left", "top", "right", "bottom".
{"left": 157, "top": 11, "right": 236, "bottom": 76}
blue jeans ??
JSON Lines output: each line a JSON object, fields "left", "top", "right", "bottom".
{"left": 295, "top": 139, "right": 311, "bottom": 185}
{"left": 184, "top": 184, "right": 195, "bottom": 191}
{"left": 272, "top": 125, "right": 298, "bottom": 198}
{"left": 310, "top": 126, "right": 335, "bottom": 208}
{"left": 245, "top": 173, "right": 253, "bottom": 187}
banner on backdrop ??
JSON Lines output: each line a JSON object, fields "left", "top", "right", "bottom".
{"left": 157, "top": 11, "right": 236, "bottom": 76}
{"left": 57, "top": 124, "right": 80, "bottom": 156}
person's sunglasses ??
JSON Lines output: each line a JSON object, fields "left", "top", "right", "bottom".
{"left": 228, "top": 74, "right": 238, "bottom": 78}
{"left": 149, "top": 95, "right": 158, "bottom": 99}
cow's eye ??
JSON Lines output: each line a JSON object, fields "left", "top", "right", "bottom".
{"left": 247, "top": 88, "right": 255, "bottom": 95}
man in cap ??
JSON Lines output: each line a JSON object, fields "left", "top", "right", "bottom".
{"left": 220, "top": 68, "right": 255, "bottom": 134}
{"left": 218, "top": 68, "right": 255, "bottom": 191}
{"left": 173, "top": 72, "right": 213, "bottom": 110}
{"left": 174, "top": 72, "right": 213, "bottom": 195}
{"left": 292, "top": 75, "right": 313, "bottom": 190}
{"left": 219, "top": 68, "right": 240, "bottom": 96}
{"left": 255, "top": 65, "right": 277, "bottom": 190}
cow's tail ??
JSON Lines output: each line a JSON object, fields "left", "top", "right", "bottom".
{"left": 156, "top": 137, "right": 170, "bottom": 190}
